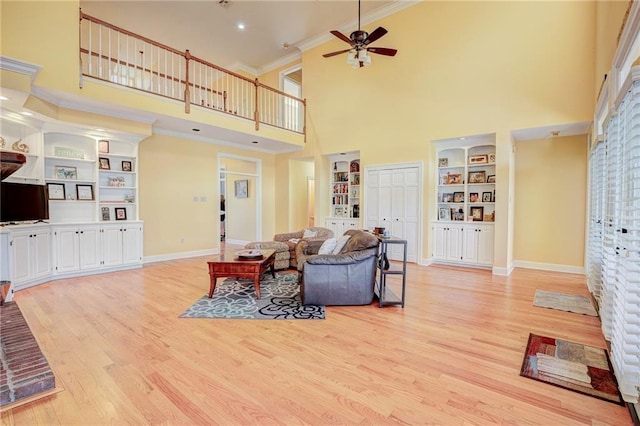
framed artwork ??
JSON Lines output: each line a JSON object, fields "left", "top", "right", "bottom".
{"left": 453, "top": 211, "right": 465, "bottom": 221}
{"left": 122, "top": 161, "right": 132, "bottom": 172}
{"left": 443, "top": 193, "right": 453, "bottom": 203}
{"left": 99, "top": 157, "right": 111, "bottom": 170}
{"left": 115, "top": 207, "right": 127, "bottom": 221}
{"left": 54, "top": 165, "right": 77, "bottom": 180}
{"left": 469, "top": 154, "right": 488, "bottom": 164}
{"left": 470, "top": 206, "right": 484, "bottom": 221}
{"left": 487, "top": 175, "right": 496, "bottom": 183}
{"left": 47, "top": 183, "right": 65, "bottom": 200}
{"left": 453, "top": 192, "right": 464, "bottom": 203}
{"left": 446, "top": 173, "right": 462, "bottom": 185}
{"left": 438, "top": 207, "right": 450, "bottom": 221}
{"left": 488, "top": 153, "right": 496, "bottom": 163}
{"left": 101, "top": 207, "right": 111, "bottom": 221}
{"left": 235, "top": 179, "right": 248, "bottom": 198}
{"left": 469, "top": 192, "right": 479, "bottom": 203}
{"left": 76, "top": 184, "right": 94, "bottom": 200}
{"left": 468, "top": 171, "right": 486, "bottom": 184}
{"left": 438, "top": 158, "right": 448, "bottom": 167}
{"left": 482, "top": 192, "right": 493, "bottom": 202}
{"left": 98, "top": 139, "right": 109, "bottom": 153}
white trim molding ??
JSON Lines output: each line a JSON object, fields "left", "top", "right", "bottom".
{"left": 0, "top": 56, "right": 42, "bottom": 81}
{"left": 513, "top": 260, "right": 585, "bottom": 275}
{"left": 144, "top": 248, "right": 218, "bottom": 264}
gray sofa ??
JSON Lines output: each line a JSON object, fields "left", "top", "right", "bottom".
{"left": 300, "top": 230, "right": 379, "bottom": 306}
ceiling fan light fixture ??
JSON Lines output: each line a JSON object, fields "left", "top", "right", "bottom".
{"left": 347, "top": 50, "right": 358, "bottom": 66}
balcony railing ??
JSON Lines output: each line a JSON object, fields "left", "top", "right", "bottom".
{"left": 79, "top": 11, "right": 306, "bottom": 137}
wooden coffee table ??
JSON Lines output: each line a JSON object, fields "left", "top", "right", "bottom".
{"left": 207, "top": 249, "right": 276, "bottom": 299}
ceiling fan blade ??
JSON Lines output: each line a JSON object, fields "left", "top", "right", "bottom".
{"left": 364, "top": 27, "right": 388, "bottom": 45}
{"left": 322, "top": 49, "right": 352, "bottom": 58}
{"left": 367, "top": 47, "right": 398, "bottom": 57}
{"left": 330, "top": 30, "right": 354, "bottom": 45}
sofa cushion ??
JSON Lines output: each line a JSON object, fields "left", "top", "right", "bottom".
{"left": 318, "top": 237, "right": 337, "bottom": 255}
{"left": 332, "top": 235, "right": 351, "bottom": 254}
{"left": 302, "top": 228, "right": 318, "bottom": 238}
{"left": 341, "top": 230, "right": 379, "bottom": 253}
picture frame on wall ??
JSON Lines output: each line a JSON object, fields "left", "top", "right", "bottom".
{"left": 470, "top": 206, "right": 484, "bottom": 221}
{"left": 54, "top": 165, "right": 77, "bottom": 180}
{"left": 235, "top": 179, "right": 248, "bottom": 198}
{"left": 47, "top": 183, "right": 65, "bottom": 200}
{"left": 446, "top": 173, "right": 462, "bottom": 185}
{"left": 98, "top": 139, "right": 110, "bottom": 153}
{"left": 122, "top": 161, "right": 132, "bottom": 172}
{"left": 115, "top": 207, "right": 127, "bottom": 221}
{"left": 438, "top": 158, "right": 448, "bottom": 167}
{"left": 482, "top": 192, "right": 493, "bottom": 202}
{"left": 101, "top": 207, "right": 111, "bottom": 221}
{"left": 468, "top": 171, "right": 486, "bottom": 184}
{"left": 453, "top": 192, "right": 464, "bottom": 203}
{"left": 487, "top": 175, "right": 496, "bottom": 183}
{"left": 99, "top": 157, "right": 111, "bottom": 170}
{"left": 469, "top": 154, "right": 488, "bottom": 164}
{"left": 469, "top": 192, "right": 479, "bottom": 203}
{"left": 76, "top": 184, "right": 94, "bottom": 200}
{"left": 439, "top": 207, "right": 450, "bottom": 221}
{"left": 488, "top": 153, "right": 496, "bottom": 163}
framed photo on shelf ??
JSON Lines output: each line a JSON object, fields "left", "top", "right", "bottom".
{"left": 470, "top": 206, "right": 484, "bottom": 221}
{"left": 98, "top": 139, "right": 109, "bottom": 153}
{"left": 47, "top": 183, "right": 65, "bottom": 200}
{"left": 99, "top": 157, "right": 111, "bottom": 170}
{"left": 453, "top": 210, "right": 465, "bottom": 221}
{"left": 115, "top": 207, "right": 127, "bottom": 221}
{"left": 76, "top": 184, "right": 94, "bottom": 200}
{"left": 488, "top": 153, "right": 496, "bottom": 163}
{"left": 469, "top": 154, "right": 488, "bottom": 164}
{"left": 438, "top": 207, "right": 450, "bottom": 221}
{"left": 443, "top": 193, "right": 453, "bottom": 203}
{"left": 101, "top": 207, "right": 110, "bottom": 221}
{"left": 469, "top": 192, "right": 479, "bottom": 203}
{"left": 54, "top": 165, "right": 77, "bottom": 180}
{"left": 446, "top": 173, "right": 462, "bottom": 185}
{"left": 122, "top": 161, "right": 132, "bottom": 172}
{"left": 438, "top": 158, "right": 448, "bottom": 167}
{"left": 234, "top": 179, "right": 248, "bottom": 198}
{"left": 468, "top": 171, "right": 486, "bottom": 184}
{"left": 487, "top": 175, "right": 496, "bottom": 183}
{"left": 453, "top": 192, "right": 464, "bottom": 203}
{"left": 482, "top": 192, "right": 492, "bottom": 202}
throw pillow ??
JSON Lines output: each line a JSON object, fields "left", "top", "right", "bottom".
{"left": 332, "top": 235, "right": 351, "bottom": 254}
{"left": 318, "top": 238, "right": 337, "bottom": 255}
{"left": 302, "top": 228, "right": 318, "bottom": 239}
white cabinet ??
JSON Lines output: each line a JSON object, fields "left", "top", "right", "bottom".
{"left": 102, "top": 223, "right": 143, "bottom": 267}
{"left": 433, "top": 222, "right": 493, "bottom": 267}
{"left": 8, "top": 226, "right": 52, "bottom": 288}
{"left": 324, "top": 217, "right": 359, "bottom": 237}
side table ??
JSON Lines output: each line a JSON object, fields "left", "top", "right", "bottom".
{"left": 376, "top": 236, "right": 407, "bottom": 307}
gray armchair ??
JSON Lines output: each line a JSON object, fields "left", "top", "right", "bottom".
{"left": 300, "top": 230, "right": 379, "bottom": 306}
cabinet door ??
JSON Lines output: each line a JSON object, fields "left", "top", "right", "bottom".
{"left": 11, "top": 232, "right": 32, "bottom": 283}
{"left": 476, "top": 225, "right": 494, "bottom": 266}
{"left": 55, "top": 227, "right": 80, "bottom": 273}
{"left": 32, "top": 230, "right": 52, "bottom": 279}
{"left": 102, "top": 226, "right": 123, "bottom": 267}
{"left": 79, "top": 226, "right": 102, "bottom": 270}
{"left": 446, "top": 224, "right": 464, "bottom": 261}
{"left": 432, "top": 224, "right": 447, "bottom": 260}
{"left": 462, "top": 226, "right": 479, "bottom": 263}
{"left": 121, "top": 224, "right": 142, "bottom": 265}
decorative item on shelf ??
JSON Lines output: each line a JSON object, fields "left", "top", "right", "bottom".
{"left": 453, "top": 209, "right": 465, "bottom": 221}
{"left": 101, "top": 207, "right": 110, "bottom": 221}
{"left": 443, "top": 193, "right": 453, "bottom": 202}
{"left": 99, "top": 157, "right": 111, "bottom": 170}
{"left": 54, "top": 146, "right": 85, "bottom": 159}
{"left": 76, "top": 184, "right": 94, "bottom": 200}
{"left": 54, "top": 165, "right": 78, "bottom": 180}
{"left": 234, "top": 179, "right": 248, "bottom": 198}
{"left": 438, "top": 207, "right": 450, "bottom": 221}
{"left": 453, "top": 192, "right": 464, "bottom": 203}
{"left": 468, "top": 171, "right": 486, "bottom": 184}
{"left": 469, "top": 192, "right": 479, "bottom": 203}
{"left": 98, "top": 139, "right": 109, "bottom": 153}
{"left": 469, "top": 154, "right": 488, "bottom": 164}
{"left": 470, "top": 206, "right": 484, "bottom": 221}
{"left": 46, "top": 183, "right": 65, "bottom": 200}
{"left": 351, "top": 174, "right": 360, "bottom": 185}
{"left": 446, "top": 173, "right": 462, "bottom": 185}
{"left": 487, "top": 175, "right": 496, "bottom": 183}
{"left": 482, "top": 192, "right": 492, "bottom": 202}
{"left": 438, "top": 158, "right": 448, "bottom": 167}
{"left": 484, "top": 213, "right": 495, "bottom": 222}
{"left": 352, "top": 204, "right": 359, "bottom": 218}
{"left": 350, "top": 160, "right": 360, "bottom": 173}
{"left": 124, "top": 194, "right": 135, "bottom": 203}
{"left": 122, "top": 161, "right": 132, "bottom": 172}
{"left": 11, "top": 139, "right": 29, "bottom": 153}
{"left": 0, "top": 136, "right": 5, "bottom": 149}
{"left": 488, "top": 153, "right": 496, "bottom": 163}
{"left": 115, "top": 207, "right": 127, "bottom": 221}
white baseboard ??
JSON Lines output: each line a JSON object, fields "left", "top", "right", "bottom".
{"left": 419, "top": 257, "right": 433, "bottom": 266}
{"left": 513, "top": 260, "right": 585, "bottom": 275}
{"left": 225, "top": 238, "right": 250, "bottom": 246}
{"left": 144, "top": 248, "right": 219, "bottom": 264}
{"left": 492, "top": 263, "right": 514, "bottom": 276}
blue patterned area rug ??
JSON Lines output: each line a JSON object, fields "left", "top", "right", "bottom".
{"left": 180, "top": 273, "right": 325, "bottom": 320}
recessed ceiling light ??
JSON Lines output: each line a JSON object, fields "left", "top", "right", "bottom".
{"left": 459, "top": 137, "right": 466, "bottom": 140}
{"left": 21, "top": 112, "right": 33, "bottom": 116}
{"left": 237, "top": 23, "right": 245, "bottom": 30}
{"left": 0, "top": 95, "right": 8, "bottom": 101}
{"left": 192, "top": 128, "right": 200, "bottom": 132}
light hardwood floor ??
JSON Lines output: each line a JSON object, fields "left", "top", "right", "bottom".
{"left": 1, "top": 254, "right": 634, "bottom": 425}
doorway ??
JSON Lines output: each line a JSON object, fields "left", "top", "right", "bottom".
{"left": 280, "top": 65, "right": 303, "bottom": 132}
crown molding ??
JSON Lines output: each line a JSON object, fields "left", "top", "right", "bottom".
{"left": 0, "top": 56, "right": 42, "bottom": 81}
{"left": 258, "top": 51, "right": 303, "bottom": 75}
{"left": 228, "top": 62, "right": 259, "bottom": 77}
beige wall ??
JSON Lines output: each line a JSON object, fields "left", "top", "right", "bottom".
{"left": 513, "top": 135, "right": 588, "bottom": 267}
{"left": 289, "top": 159, "right": 314, "bottom": 231}
{"left": 595, "top": 1, "right": 632, "bottom": 96}
{"left": 223, "top": 157, "right": 258, "bottom": 242}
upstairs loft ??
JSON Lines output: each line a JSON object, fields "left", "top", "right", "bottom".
{"left": 2, "top": 9, "right": 306, "bottom": 154}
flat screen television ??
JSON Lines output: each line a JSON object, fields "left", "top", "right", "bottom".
{"left": 0, "top": 182, "right": 49, "bottom": 224}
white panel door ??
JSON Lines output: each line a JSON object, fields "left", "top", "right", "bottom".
{"left": 102, "top": 226, "right": 123, "bottom": 267}
{"left": 32, "top": 230, "right": 52, "bottom": 279}
{"left": 379, "top": 170, "right": 393, "bottom": 231}
{"left": 122, "top": 224, "right": 142, "bottom": 265}
{"left": 476, "top": 225, "right": 494, "bottom": 265}
{"left": 11, "top": 232, "right": 31, "bottom": 283}
{"left": 432, "top": 223, "right": 447, "bottom": 260}
{"left": 365, "top": 170, "right": 380, "bottom": 230}
{"left": 55, "top": 227, "right": 80, "bottom": 273}
{"left": 79, "top": 225, "right": 102, "bottom": 270}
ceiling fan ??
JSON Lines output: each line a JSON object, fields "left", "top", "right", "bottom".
{"left": 322, "top": 0, "right": 397, "bottom": 68}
